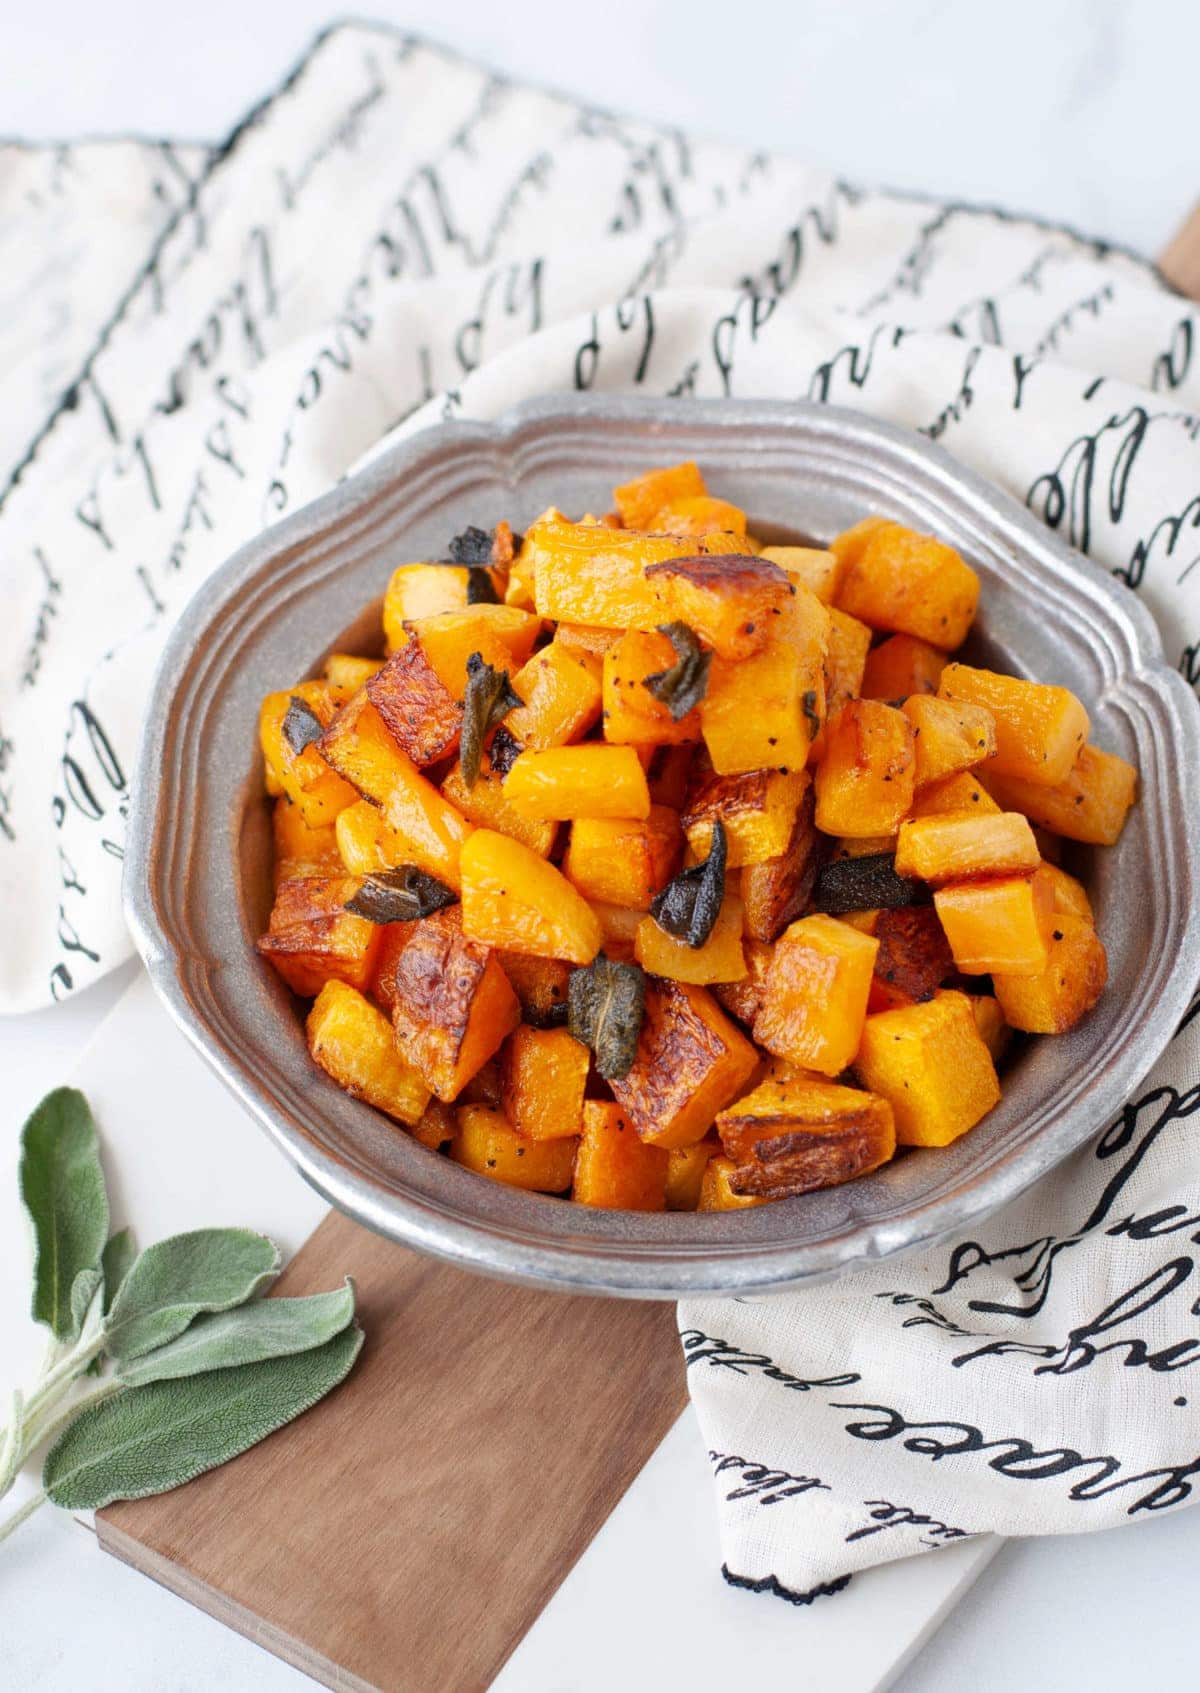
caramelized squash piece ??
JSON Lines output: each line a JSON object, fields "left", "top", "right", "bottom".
{"left": 836, "top": 521, "right": 980, "bottom": 649}
{"left": 505, "top": 639, "right": 603, "bottom": 748}
{"left": 903, "top": 694, "right": 997, "bottom": 788}
{"left": 701, "top": 586, "right": 829, "bottom": 774}
{"left": 868, "top": 906, "right": 955, "bottom": 1012}
{"left": 741, "top": 784, "right": 821, "bottom": 943}
{"left": 452, "top": 1104, "right": 577, "bottom": 1192}
{"left": 256, "top": 875, "right": 381, "bottom": 998}
{"left": 712, "top": 937, "right": 774, "bottom": 1028}
{"left": 410, "top": 1097, "right": 457, "bottom": 1150}
{"left": 854, "top": 990, "right": 1000, "bottom": 1147}
{"left": 753, "top": 913, "right": 879, "bottom": 1075}
{"left": 760, "top": 545, "right": 845, "bottom": 604}
{"left": 613, "top": 461, "right": 706, "bottom": 530}
{"left": 503, "top": 745, "right": 650, "bottom": 822}
{"left": 260, "top": 682, "right": 358, "bottom": 826}
{"left": 528, "top": 519, "right": 731, "bottom": 629}
{"left": 371, "top": 921, "right": 419, "bottom": 1014}
{"left": 993, "top": 913, "right": 1108, "bottom": 1033}
{"left": 563, "top": 807, "right": 683, "bottom": 908}
{"left": 366, "top": 637, "right": 469, "bottom": 767}
{"left": 643, "top": 553, "right": 790, "bottom": 659}
{"left": 495, "top": 952, "right": 573, "bottom": 1027}
{"left": 335, "top": 800, "right": 412, "bottom": 879}
{"left": 307, "top": 980, "right": 430, "bottom": 1126}
{"left": 499, "top": 1026, "right": 590, "bottom": 1141}
{"left": 441, "top": 759, "right": 556, "bottom": 858}
{"left": 681, "top": 766, "right": 808, "bottom": 868}
{"left": 602, "top": 628, "right": 704, "bottom": 746}
{"left": 460, "top": 829, "right": 602, "bottom": 964}
{"left": 635, "top": 893, "right": 747, "bottom": 985}
{"left": 861, "top": 633, "right": 947, "bottom": 701}
{"left": 814, "top": 700, "right": 916, "bottom": 837}
{"left": 979, "top": 742, "right": 1136, "bottom": 845}
{"left": 323, "top": 653, "right": 384, "bottom": 692}
{"left": 894, "top": 810, "right": 1040, "bottom": 884}
{"left": 272, "top": 799, "right": 341, "bottom": 886}
{"left": 717, "top": 1075, "right": 896, "bottom": 1198}
{"left": 909, "top": 770, "right": 1000, "bottom": 818}
{"left": 610, "top": 981, "right": 758, "bottom": 1149}
{"left": 389, "top": 907, "right": 520, "bottom": 1101}
{"left": 573, "top": 1101, "right": 669, "bottom": 1210}
{"left": 938, "top": 663, "right": 1089, "bottom": 787}
{"left": 934, "top": 870, "right": 1054, "bottom": 976}
{"left": 698, "top": 1155, "right": 766, "bottom": 1210}
{"left": 383, "top": 563, "right": 505, "bottom": 648}
{"left": 665, "top": 1137, "right": 719, "bottom": 1211}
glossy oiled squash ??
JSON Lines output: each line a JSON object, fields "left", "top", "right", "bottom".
{"left": 823, "top": 608, "right": 872, "bottom": 717}
{"left": 835, "top": 520, "right": 980, "bottom": 649}
{"left": 700, "top": 585, "right": 829, "bottom": 775}
{"left": 307, "top": 980, "right": 430, "bottom": 1126}
{"left": 602, "top": 629, "right": 704, "bottom": 746}
{"left": 813, "top": 700, "right": 916, "bottom": 837}
{"left": 260, "top": 682, "right": 358, "bottom": 826}
{"left": 653, "top": 494, "right": 748, "bottom": 538}
{"left": 664, "top": 1137, "right": 719, "bottom": 1211}
{"left": 854, "top": 990, "right": 1000, "bottom": 1147}
{"left": 440, "top": 759, "right": 556, "bottom": 858}
{"left": 760, "top": 545, "right": 845, "bottom": 604}
{"left": 715, "top": 1074, "right": 896, "bottom": 1198}
{"left": 272, "top": 798, "right": 341, "bottom": 886}
{"left": 681, "top": 766, "right": 808, "bottom": 868}
{"left": 860, "top": 632, "right": 948, "bottom": 701}
{"left": 573, "top": 1101, "right": 670, "bottom": 1210}
{"left": 909, "top": 769, "right": 1000, "bottom": 818}
{"left": 382, "top": 564, "right": 506, "bottom": 649}
{"left": 563, "top": 807, "right": 683, "bottom": 908}
{"left": 460, "top": 829, "right": 602, "bottom": 964}
{"left": 527, "top": 519, "right": 732, "bottom": 629}
{"left": 452, "top": 1104, "right": 577, "bottom": 1192}
{"left": 979, "top": 742, "right": 1136, "bottom": 845}
{"left": 740, "top": 783, "right": 820, "bottom": 944}
{"left": 938, "top": 663, "right": 1089, "bottom": 787}
{"left": 902, "top": 694, "right": 997, "bottom": 788}
{"left": 612, "top": 461, "right": 706, "bottom": 530}
{"left": 1037, "top": 861, "right": 1093, "bottom": 921}
{"left": 495, "top": 952, "right": 573, "bottom": 1026}
{"left": 894, "top": 810, "right": 1040, "bottom": 884}
{"left": 503, "top": 745, "right": 650, "bottom": 821}
{"left": 504, "top": 639, "right": 603, "bottom": 748}
{"left": 752, "top": 913, "right": 879, "bottom": 1076}
{"left": 643, "top": 552, "right": 791, "bottom": 659}
{"left": 697, "top": 1155, "right": 766, "bottom": 1210}
{"left": 256, "top": 876, "right": 381, "bottom": 998}
{"left": 498, "top": 1025, "right": 590, "bottom": 1141}
{"left": 993, "top": 914, "right": 1107, "bottom": 1033}
{"left": 335, "top": 800, "right": 409, "bottom": 879}
{"left": 366, "top": 635, "right": 472, "bottom": 767}
{"left": 388, "top": 907, "right": 520, "bottom": 1102}
{"left": 323, "top": 653, "right": 384, "bottom": 692}
{"left": 610, "top": 981, "right": 758, "bottom": 1149}
{"left": 971, "top": 994, "right": 1011, "bottom": 1063}
{"left": 933, "top": 869, "right": 1054, "bottom": 976}
{"left": 635, "top": 893, "right": 747, "bottom": 985}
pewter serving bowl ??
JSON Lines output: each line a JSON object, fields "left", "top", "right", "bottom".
{"left": 124, "top": 396, "right": 1200, "bottom": 1298}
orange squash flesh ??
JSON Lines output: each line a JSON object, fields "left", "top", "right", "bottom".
{"left": 716, "top": 1075, "right": 896, "bottom": 1198}
{"left": 933, "top": 869, "right": 1054, "bottom": 976}
{"left": 602, "top": 629, "right": 704, "bottom": 746}
{"left": 652, "top": 494, "right": 748, "bottom": 538}
{"left": 503, "top": 745, "right": 651, "bottom": 822}
{"left": 505, "top": 639, "right": 603, "bottom": 749}
{"left": 698, "top": 1155, "right": 766, "bottom": 1210}
{"left": 979, "top": 742, "right": 1136, "bottom": 845}
{"left": 613, "top": 461, "right": 706, "bottom": 530}
{"left": 389, "top": 907, "right": 520, "bottom": 1102}
{"left": 635, "top": 893, "right": 747, "bottom": 985}
{"left": 573, "top": 1101, "right": 670, "bottom": 1210}
{"left": 495, "top": 952, "right": 573, "bottom": 1026}
{"left": 610, "top": 981, "right": 759, "bottom": 1149}
{"left": 382, "top": 564, "right": 506, "bottom": 649}
{"left": 814, "top": 700, "right": 916, "bottom": 837}
{"left": 910, "top": 770, "right": 1001, "bottom": 818}
{"left": 528, "top": 520, "right": 737, "bottom": 630}
{"left": 563, "top": 808, "right": 683, "bottom": 908}
{"left": 642, "top": 553, "right": 791, "bottom": 659}
{"left": 700, "top": 586, "right": 829, "bottom": 775}
{"left": 307, "top": 980, "right": 431, "bottom": 1126}
{"left": 753, "top": 913, "right": 879, "bottom": 1076}
{"left": 256, "top": 875, "right": 381, "bottom": 998}
{"left": 452, "top": 1104, "right": 577, "bottom": 1192}
{"left": 273, "top": 799, "right": 342, "bottom": 885}
{"left": 323, "top": 653, "right": 385, "bottom": 692}
{"left": 894, "top": 810, "right": 1040, "bottom": 884}
{"left": 836, "top": 521, "right": 980, "bottom": 649}
{"left": 260, "top": 682, "right": 358, "bottom": 826}
{"left": 440, "top": 759, "right": 556, "bottom": 859}
{"left": 760, "top": 545, "right": 845, "bottom": 604}
{"left": 854, "top": 990, "right": 1000, "bottom": 1147}
{"left": 665, "top": 1138, "right": 719, "bottom": 1211}
{"left": 993, "top": 913, "right": 1108, "bottom": 1033}
{"left": 902, "top": 694, "right": 997, "bottom": 788}
{"left": 681, "top": 766, "right": 808, "bottom": 868}
{"left": 460, "top": 829, "right": 603, "bottom": 965}
{"left": 498, "top": 1025, "right": 590, "bottom": 1142}
{"left": 938, "top": 663, "right": 1089, "bottom": 787}
{"left": 861, "top": 632, "right": 948, "bottom": 701}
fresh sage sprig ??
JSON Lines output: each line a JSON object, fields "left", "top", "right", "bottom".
{"left": 0, "top": 1087, "right": 362, "bottom": 1544}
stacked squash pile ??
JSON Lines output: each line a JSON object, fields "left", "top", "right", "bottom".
{"left": 256, "top": 463, "right": 1136, "bottom": 1212}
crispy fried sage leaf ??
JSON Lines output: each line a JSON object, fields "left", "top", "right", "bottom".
{"left": 644, "top": 622, "right": 711, "bottom": 722}
{"left": 20, "top": 1088, "right": 110, "bottom": 1342}
{"left": 281, "top": 695, "right": 325, "bottom": 756}
{"left": 448, "top": 524, "right": 495, "bottom": 565}
{"left": 487, "top": 724, "right": 524, "bottom": 777}
{"left": 650, "top": 820, "right": 727, "bottom": 948}
{"left": 568, "top": 955, "right": 646, "bottom": 1081}
{"left": 460, "top": 651, "right": 524, "bottom": 790}
{"left": 811, "top": 853, "right": 931, "bottom": 913}
{"left": 344, "top": 866, "right": 457, "bottom": 923}
{"left": 465, "top": 567, "right": 500, "bottom": 605}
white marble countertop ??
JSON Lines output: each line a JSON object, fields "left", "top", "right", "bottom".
{"left": 4, "top": 2, "right": 1200, "bottom": 1688}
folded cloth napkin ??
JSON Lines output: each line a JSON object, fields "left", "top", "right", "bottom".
{"left": 4, "top": 20, "right": 1199, "bottom": 1600}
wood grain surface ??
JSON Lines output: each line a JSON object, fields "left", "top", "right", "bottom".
{"left": 98, "top": 1211, "right": 687, "bottom": 1693}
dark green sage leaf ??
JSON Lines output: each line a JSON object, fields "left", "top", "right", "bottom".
{"left": 802, "top": 689, "right": 822, "bottom": 741}
{"left": 70, "top": 1268, "right": 104, "bottom": 1339}
{"left": 19, "top": 1088, "right": 110, "bottom": 1342}
{"left": 644, "top": 622, "right": 711, "bottom": 721}
{"left": 101, "top": 1228, "right": 137, "bottom": 1316}
{"left": 447, "top": 525, "right": 495, "bottom": 565}
{"left": 811, "top": 853, "right": 931, "bottom": 914}
{"left": 344, "top": 867, "right": 456, "bottom": 923}
{"left": 460, "top": 651, "right": 524, "bottom": 790}
{"left": 650, "top": 821, "right": 727, "bottom": 948}
{"left": 281, "top": 696, "right": 325, "bottom": 756}
{"left": 568, "top": 955, "right": 646, "bottom": 1081}
{"left": 465, "top": 567, "right": 499, "bottom": 605}
{"left": 43, "top": 1325, "right": 363, "bottom": 1510}
{"left": 103, "top": 1229, "right": 281, "bottom": 1363}
{"left": 117, "top": 1282, "right": 356, "bottom": 1387}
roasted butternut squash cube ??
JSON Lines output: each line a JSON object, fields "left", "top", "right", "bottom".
{"left": 306, "top": 980, "right": 431, "bottom": 1126}
{"left": 643, "top": 553, "right": 790, "bottom": 659}
{"left": 610, "top": 981, "right": 758, "bottom": 1149}
{"left": 938, "top": 663, "right": 1089, "bottom": 786}
{"left": 371, "top": 921, "right": 419, "bottom": 1014}
{"left": 613, "top": 461, "right": 706, "bottom": 530}
{"left": 741, "top": 784, "right": 820, "bottom": 943}
{"left": 894, "top": 810, "right": 1040, "bottom": 885}
{"left": 814, "top": 700, "right": 916, "bottom": 837}
{"left": 410, "top": 1097, "right": 456, "bottom": 1150}
{"left": 645, "top": 743, "right": 697, "bottom": 810}
{"left": 573, "top": 1101, "right": 669, "bottom": 1210}
{"left": 460, "top": 829, "right": 602, "bottom": 964}
{"left": 716, "top": 1075, "right": 895, "bottom": 1198}
{"left": 970, "top": 995, "right": 1012, "bottom": 1063}
{"left": 320, "top": 692, "right": 410, "bottom": 805}
{"left": 503, "top": 745, "right": 650, "bottom": 822}
{"left": 498, "top": 1025, "right": 590, "bottom": 1141}
{"left": 697, "top": 1155, "right": 766, "bottom": 1210}
{"left": 1038, "top": 861, "right": 1094, "bottom": 922}
{"left": 383, "top": 563, "right": 506, "bottom": 649}
{"left": 366, "top": 637, "right": 467, "bottom": 767}
{"left": 836, "top": 521, "right": 980, "bottom": 650}
{"left": 760, "top": 545, "right": 844, "bottom": 604}
{"left": 752, "top": 913, "right": 879, "bottom": 1075}
{"left": 829, "top": 515, "right": 891, "bottom": 572}
{"left": 412, "top": 604, "right": 540, "bottom": 675}
{"left": 701, "top": 586, "right": 829, "bottom": 774}
{"left": 389, "top": 907, "right": 520, "bottom": 1101}
{"left": 635, "top": 894, "right": 747, "bottom": 985}
{"left": 335, "top": 800, "right": 410, "bottom": 879}
{"left": 323, "top": 653, "right": 384, "bottom": 692}
{"left": 712, "top": 938, "right": 774, "bottom": 1027}
{"left": 495, "top": 952, "right": 572, "bottom": 1026}
{"left": 652, "top": 494, "right": 747, "bottom": 538}
{"left": 452, "top": 1104, "right": 577, "bottom": 1192}
{"left": 586, "top": 901, "right": 643, "bottom": 961}
{"left": 824, "top": 609, "right": 873, "bottom": 716}
{"left": 910, "top": 770, "right": 1000, "bottom": 818}
{"left": 665, "top": 1137, "right": 719, "bottom": 1211}
{"left": 504, "top": 639, "right": 603, "bottom": 748}
{"left": 681, "top": 765, "right": 808, "bottom": 868}
{"left": 602, "top": 629, "right": 703, "bottom": 746}
{"left": 868, "top": 906, "right": 955, "bottom": 1011}
{"left": 563, "top": 807, "right": 683, "bottom": 908}
{"left": 934, "top": 870, "right": 1054, "bottom": 976}
{"left": 256, "top": 875, "right": 381, "bottom": 998}
{"left": 854, "top": 990, "right": 1000, "bottom": 1147}
{"left": 260, "top": 682, "right": 358, "bottom": 826}
{"left": 273, "top": 799, "right": 341, "bottom": 886}
{"left": 993, "top": 913, "right": 1107, "bottom": 1033}
{"left": 528, "top": 520, "right": 704, "bottom": 628}
{"left": 903, "top": 694, "right": 997, "bottom": 788}
{"left": 441, "top": 759, "right": 556, "bottom": 858}
{"left": 979, "top": 742, "right": 1136, "bottom": 845}
{"left": 861, "top": 633, "right": 947, "bottom": 701}
{"left": 557, "top": 622, "right": 625, "bottom": 659}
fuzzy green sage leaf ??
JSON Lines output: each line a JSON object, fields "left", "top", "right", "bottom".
{"left": 43, "top": 1325, "right": 363, "bottom": 1511}
{"left": 459, "top": 651, "right": 524, "bottom": 790}
{"left": 101, "top": 1229, "right": 137, "bottom": 1316}
{"left": 568, "top": 954, "right": 646, "bottom": 1081}
{"left": 19, "top": 1088, "right": 109, "bottom": 1343}
{"left": 103, "top": 1229, "right": 281, "bottom": 1364}
{"left": 117, "top": 1282, "right": 356, "bottom": 1388}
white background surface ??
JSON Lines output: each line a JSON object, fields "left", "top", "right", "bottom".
{"left": 4, "top": 1, "right": 1200, "bottom": 1687}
